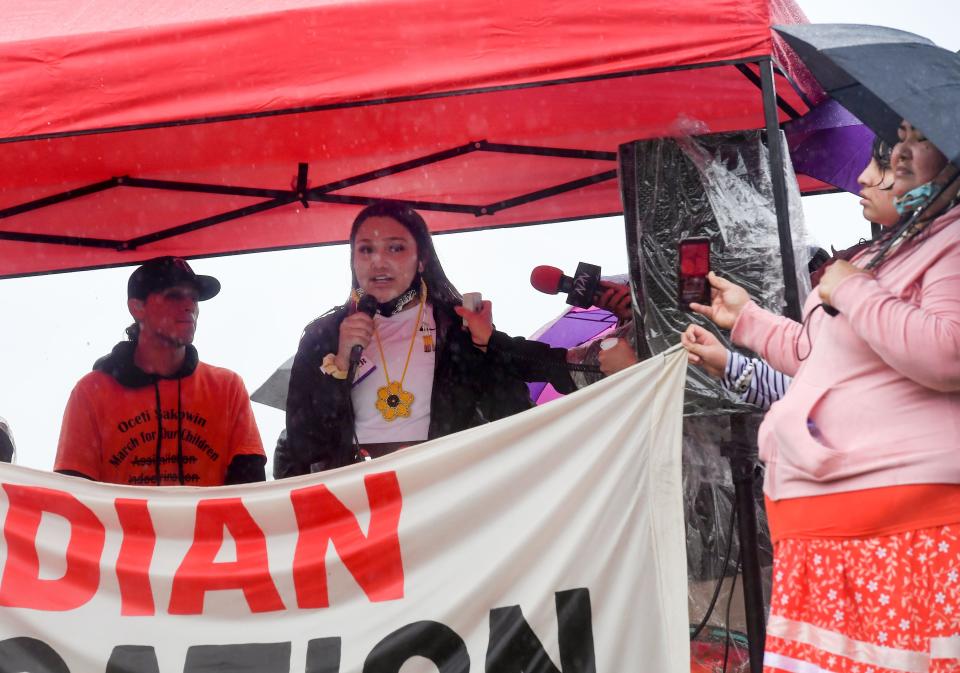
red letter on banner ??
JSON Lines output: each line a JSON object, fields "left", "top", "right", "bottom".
{"left": 0, "top": 484, "right": 105, "bottom": 610}
{"left": 291, "top": 471, "right": 404, "bottom": 608}
{"left": 168, "top": 498, "right": 284, "bottom": 615}
{"left": 115, "top": 498, "right": 156, "bottom": 616}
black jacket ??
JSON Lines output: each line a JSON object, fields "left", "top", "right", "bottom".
{"left": 276, "top": 302, "right": 572, "bottom": 477}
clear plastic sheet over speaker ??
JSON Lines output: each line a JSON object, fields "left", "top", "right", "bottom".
{"left": 628, "top": 130, "right": 811, "bottom": 416}
{"left": 621, "top": 130, "right": 811, "bottom": 660}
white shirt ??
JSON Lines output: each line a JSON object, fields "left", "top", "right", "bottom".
{"left": 352, "top": 303, "right": 436, "bottom": 443}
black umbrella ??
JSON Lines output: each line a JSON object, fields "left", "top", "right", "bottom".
{"left": 774, "top": 24, "right": 960, "bottom": 166}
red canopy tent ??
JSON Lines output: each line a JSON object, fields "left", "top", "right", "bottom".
{"left": 2, "top": 5, "right": 825, "bottom": 668}
{"left": 0, "top": 0, "right": 821, "bottom": 279}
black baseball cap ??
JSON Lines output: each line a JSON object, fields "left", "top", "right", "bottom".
{"left": 127, "top": 256, "right": 221, "bottom": 301}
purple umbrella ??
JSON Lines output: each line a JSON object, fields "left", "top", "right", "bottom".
{"left": 785, "top": 99, "right": 874, "bottom": 195}
{"left": 527, "top": 305, "right": 618, "bottom": 404}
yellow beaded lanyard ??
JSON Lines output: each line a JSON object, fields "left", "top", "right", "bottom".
{"left": 372, "top": 282, "right": 427, "bottom": 421}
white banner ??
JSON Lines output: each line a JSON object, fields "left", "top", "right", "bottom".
{"left": 0, "top": 348, "right": 688, "bottom": 673}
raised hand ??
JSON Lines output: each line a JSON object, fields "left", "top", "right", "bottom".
{"left": 688, "top": 272, "right": 750, "bottom": 329}
{"left": 817, "top": 260, "right": 869, "bottom": 306}
{"left": 680, "top": 324, "right": 729, "bottom": 379}
{"left": 335, "top": 311, "right": 375, "bottom": 371}
{"left": 454, "top": 299, "right": 494, "bottom": 349}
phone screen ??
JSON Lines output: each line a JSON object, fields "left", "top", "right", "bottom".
{"left": 678, "top": 237, "right": 711, "bottom": 307}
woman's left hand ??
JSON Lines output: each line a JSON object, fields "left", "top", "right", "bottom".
{"left": 454, "top": 299, "right": 494, "bottom": 348}
{"left": 818, "top": 260, "right": 870, "bottom": 306}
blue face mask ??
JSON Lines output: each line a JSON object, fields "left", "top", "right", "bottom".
{"left": 894, "top": 182, "right": 936, "bottom": 215}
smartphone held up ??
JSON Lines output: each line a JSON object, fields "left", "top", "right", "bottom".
{"left": 678, "top": 237, "right": 711, "bottom": 309}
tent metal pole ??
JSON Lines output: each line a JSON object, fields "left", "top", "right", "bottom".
{"left": 731, "top": 55, "right": 806, "bottom": 673}
{"left": 483, "top": 170, "right": 617, "bottom": 215}
{"left": 310, "top": 194, "right": 481, "bottom": 215}
{"left": 0, "top": 230, "right": 122, "bottom": 249}
{"left": 616, "top": 142, "right": 653, "bottom": 362}
{"left": 120, "top": 177, "right": 290, "bottom": 199}
{"left": 734, "top": 64, "right": 802, "bottom": 120}
{"left": 477, "top": 142, "right": 617, "bottom": 161}
{"left": 0, "top": 178, "right": 119, "bottom": 219}
{"left": 124, "top": 197, "right": 297, "bottom": 249}
{"left": 308, "top": 142, "right": 481, "bottom": 195}
{"left": 724, "top": 415, "right": 767, "bottom": 673}
{"left": 759, "top": 58, "right": 802, "bottom": 323}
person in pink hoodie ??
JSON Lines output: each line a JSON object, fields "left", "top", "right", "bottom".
{"left": 686, "top": 121, "right": 960, "bottom": 672}
{"left": 684, "top": 137, "right": 900, "bottom": 408}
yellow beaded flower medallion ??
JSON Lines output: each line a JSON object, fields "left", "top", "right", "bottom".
{"left": 371, "top": 282, "right": 426, "bottom": 422}
{"left": 375, "top": 381, "right": 414, "bottom": 421}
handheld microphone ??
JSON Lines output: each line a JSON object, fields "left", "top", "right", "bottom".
{"left": 530, "top": 262, "right": 602, "bottom": 308}
{"left": 348, "top": 294, "right": 378, "bottom": 382}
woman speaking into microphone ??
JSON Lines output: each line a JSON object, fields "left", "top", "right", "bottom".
{"left": 274, "top": 201, "right": 548, "bottom": 477}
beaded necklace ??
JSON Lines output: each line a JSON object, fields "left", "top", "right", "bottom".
{"left": 371, "top": 282, "right": 427, "bottom": 421}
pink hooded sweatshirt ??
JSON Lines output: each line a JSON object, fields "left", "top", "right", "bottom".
{"left": 732, "top": 205, "right": 960, "bottom": 501}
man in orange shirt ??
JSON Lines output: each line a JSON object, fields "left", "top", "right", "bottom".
{"left": 55, "top": 257, "right": 266, "bottom": 486}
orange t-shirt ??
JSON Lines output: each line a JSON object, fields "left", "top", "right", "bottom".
{"left": 766, "top": 484, "right": 960, "bottom": 543}
{"left": 55, "top": 363, "right": 264, "bottom": 486}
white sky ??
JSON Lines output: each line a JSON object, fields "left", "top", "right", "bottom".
{"left": 1, "top": 1, "right": 957, "bottom": 475}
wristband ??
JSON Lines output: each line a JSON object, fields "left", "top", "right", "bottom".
{"left": 321, "top": 353, "right": 348, "bottom": 379}
{"left": 472, "top": 325, "right": 494, "bottom": 349}
{"left": 731, "top": 360, "right": 755, "bottom": 395}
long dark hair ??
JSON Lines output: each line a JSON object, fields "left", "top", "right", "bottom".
{"left": 349, "top": 201, "right": 462, "bottom": 306}
{"left": 868, "top": 135, "right": 893, "bottom": 188}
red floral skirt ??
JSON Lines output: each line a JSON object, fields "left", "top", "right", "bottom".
{"left": 764, "top": 526, "right": 960, "bottom": 673}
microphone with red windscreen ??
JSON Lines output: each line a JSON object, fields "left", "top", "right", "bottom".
{"left": 530, "top": 262, "right": 601, "bottom": 308}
